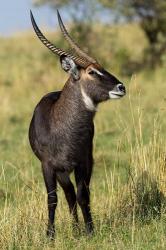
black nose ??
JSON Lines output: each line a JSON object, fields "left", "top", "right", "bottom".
{"left": 117, "top": 83, "right": 126, "bottom": 93}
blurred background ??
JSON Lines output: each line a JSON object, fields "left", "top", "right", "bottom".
{"left": 0, "top": 0, "right": 166, "bottom": 249}
{"left": 1, "top": 0, "right": 166, "bottom": 70}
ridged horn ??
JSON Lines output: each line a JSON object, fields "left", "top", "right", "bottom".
{"left": 57, "top": 10, "right": 97, "bottom": 64}
{"left": 30, "top": 10, "right": 90, "bottom": 68}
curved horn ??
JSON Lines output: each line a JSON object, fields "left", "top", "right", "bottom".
{"left": 30, "top": 11, "right": 90, "bottom": 68}
{"left": 57, "top": 10, "right": 97, "bottom": 64}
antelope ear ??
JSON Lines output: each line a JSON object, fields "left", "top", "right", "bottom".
{"left": 60, "top": 55, "right": 80, "bottom": 80}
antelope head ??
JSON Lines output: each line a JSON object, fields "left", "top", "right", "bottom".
{"left": 30, "top": 10, "right": 126, "bottom": 110}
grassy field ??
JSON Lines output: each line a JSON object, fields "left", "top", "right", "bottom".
{"left": 0, "top": 25, "right": 166, "bottom": 249}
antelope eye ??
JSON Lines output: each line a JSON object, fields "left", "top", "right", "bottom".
{"left": 88, "top": 70, "right": 95, "bottom": 75}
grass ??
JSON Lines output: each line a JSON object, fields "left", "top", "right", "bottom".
{"left": 0, "top": 24, "right": 166, "bottom": 249}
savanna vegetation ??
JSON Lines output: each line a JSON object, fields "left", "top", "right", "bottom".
{"left": 0, "top": 15, "right": 166, "bottom": 250}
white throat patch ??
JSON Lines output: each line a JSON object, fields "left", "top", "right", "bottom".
{"left": 81, "top": 86, "right": 97, "bottom": 112}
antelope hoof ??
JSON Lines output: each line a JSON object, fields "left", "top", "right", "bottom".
{"left": 86, "top": 223, "right": 94, "bottom": 236}
{"left": 47, "top": 224, "right": 55, "bottom": 239}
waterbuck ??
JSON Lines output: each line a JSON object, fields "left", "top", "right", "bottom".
{"left": 29, "top": 10, "right": 126, "bottom": 238}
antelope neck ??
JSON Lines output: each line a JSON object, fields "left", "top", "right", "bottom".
{"left": 53, "top": 80, "right": 95, "bottom": 124}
